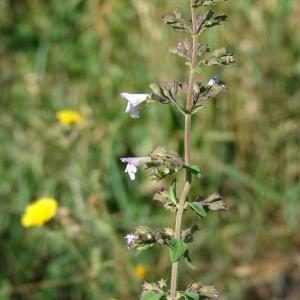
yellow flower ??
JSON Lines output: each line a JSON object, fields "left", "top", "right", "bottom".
{"left": 56, "top": 109, "right": 83, "bottom": 125}
{"left": 21, "top": 198, "right": 58, "bottom": 228}
{"left": 134, "top": 265, "right": 148, "bottom": 280}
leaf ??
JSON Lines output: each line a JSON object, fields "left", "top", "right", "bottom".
{"left": 168, "top": 179, "right": 178, "bottom": 205}
{"left": 188, "top": 202, "right": 208, "bottom": 218}
{"left": 177, "top": 291, "right": 199, "bottom": 300}
{"left": 184, "top": 251, "right": 195, "bottom": 269}
{"left": 141, "top": 291, "right": 164, "bottom": 300}
{"left": 188, "top": 165, "right": 202, "bottom": 177}
{"left": 168, "top": 239, "right": 188, "bottom": 263}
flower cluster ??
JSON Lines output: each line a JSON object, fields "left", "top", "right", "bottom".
{"left": 121, "top": 145, "right": 185, "bottom": 181}
{"left": 125, "top": 226, "right": 174, "bottom": 252}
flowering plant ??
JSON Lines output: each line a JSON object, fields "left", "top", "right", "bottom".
{"left": 120, "top": 1, "right": 235, "bottom": 299}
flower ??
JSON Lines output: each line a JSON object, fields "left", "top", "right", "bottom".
{"left": 120, "top": 146, "right": 185, "bottom": 181}
{"left": 21, "top": 198, "right": 58, "bottom": 228}
{"left": 125, "top": 233, "right": 136, "bottom": 247}
{"left": 208, "top": 76, "right": 217, "bottom": 86}
{"left": 134, "top": 265, "right": 149, "bottom": 279}
{"left": 120, "top": 92, "right": 150, "bottom": 118}
{"left": 125, "top": 226, "right": 157, "bottom": 251}
{"left": 148, "top": 145, "right": 185, "bottom": 180}
{"left": 120, "top": 157, "right": 149, "bottom": 181}
{"left": 187, "top": 283, "right": 219, "bottom": 299}
{"left": 56, "top": 109, "right": 83, "bottom": 125}
{"left": 201, "top": 193, "right": 228, "bottom": 211}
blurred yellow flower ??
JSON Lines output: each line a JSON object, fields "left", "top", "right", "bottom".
{"left": 56, "top": 110, "right": 83, "bottom": 125}
{"left": 134, "top": 265, "right": 148, "bottom": 280}
{"left": 21, "top": 198, "right": 58, "bottom": 228}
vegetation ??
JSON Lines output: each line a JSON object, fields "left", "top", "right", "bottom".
{"left": 0, "top": 0, "right": 299, "bottom": 299}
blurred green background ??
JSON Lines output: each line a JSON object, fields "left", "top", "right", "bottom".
{"left": 0, "top": 0, "right": 300, "bottom": 299}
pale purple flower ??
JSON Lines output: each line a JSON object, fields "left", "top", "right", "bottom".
{"left": 120, "top": 157, "right": 148, "bottom": 181}
{"left": 125, "top": 233, "right": 136, "bottom": 247}
{"left": 208, "top": 76, "right": 217, "bottom": 86}
{"left": 120, "top": 92, "right": 151, "bottom": 118}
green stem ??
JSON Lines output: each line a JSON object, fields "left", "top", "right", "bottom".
{"left": 169, "top": 1, "right": 198, "bottom": 298}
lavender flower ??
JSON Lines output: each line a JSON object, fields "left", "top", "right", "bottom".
{"left": 125, "top": 233, "right": 136, "bottom": 247}
{"left": 120, "top": 157, "right": 149, "bottom": 181}
{"left": 120, "top": 92, "right": 151, "bottom": 118}
{"left": 208, "top": 76, "right": 217, "bottom": 86}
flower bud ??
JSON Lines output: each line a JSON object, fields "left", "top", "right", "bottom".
{"left": 125, "top": 226, "right": 156, "bottom": 251}
{"left": 149, "top": 82, "right": 162, "bottom": 96}
{"left": 163, "top": 227, "right": 175, "bottom": 237}
{"left": 206, "top": 200, "right": 228, "bottom": 211}
{"left": 193, "top": 0, "right": 228, "bottom": 7}
{"left": 203, "top": 193, "right": 223, "bottom": 203}
{"left": 186, "top": 283, "right": 219, "bottom": 299}
{"left": 162, "top": 8, "right": 189, "bottom": 32}
{"left": 193, "top": 80, "right": 202, "bottom": 94}
{"left": 220, "top": 54, "right": 235, "bottom": 65}
{"left": 136, "top": 225, "right": 153, "bottom": 237}
{"left": 172, "top": 80, "right": 179, "bottom": 98}
{"left": 199, "top": 285, "right": 219, "bottom": 298}
{"left": 142, "top": 280, "right": 167, "bottom": 296}
{"left": 169, "top": 40, "right": 192, "bottom": 61}
{"left": 201, "top": 193, "right": 228, "bottom": 211}
{"left": 147, "top": 145, "right": 185, "bottom": 180}
{"left": 205, "top": 82, "right": 228, "bottom": 99}
{"left": 149, "top": 82, "right": 173, "bottom": 104}
{"left": 181, "top": 224, "right": 200, "bottom": 243}
{"left": 154, "top": 189, "right": 177, "bottom": 211}
{"left": 154, "top": 232, "right": 165, "bottom": 245}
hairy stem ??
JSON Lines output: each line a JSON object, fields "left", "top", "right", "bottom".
{"left": 170, "top": 2, "right": 198, "bottom": 299}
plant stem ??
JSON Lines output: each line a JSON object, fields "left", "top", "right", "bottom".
{"left": 170, "top": 2, "right": 198, "bottom": 299}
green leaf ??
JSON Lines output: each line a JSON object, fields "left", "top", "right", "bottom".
{"left": 168, "top": 179, "right": 178, "bottom": 205}
{"left": 188, "top": 202, "right": 208, "bottom": 218}
{"left": 177, "top": 291, "right": 199, "bottom": 300}
{"left": 184, "top": 251, "right": 195, "bottom": 269}
{"left": 141, "top": 291, "right": 164, "bottom": 300}
{"left": 168, "top": 239, "right": 188, "bottom": 263}
{"left": 188, "top": 165, "right": 202, "bottom": 177}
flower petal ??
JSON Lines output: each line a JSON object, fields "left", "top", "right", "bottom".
{"left": 208, "top": 76, "right": 217, "bottom": 86}
{"left": 128, "top": 106, "right": 140, "bottom": 118}
{"left": 120, "top": 92, "right": 150, "bottom": 107}
{"left": 121, "top": 157, "right": 148, "bottom": 166}
{"left": 124, "top": 164, "right": 137, "bottom": 181}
